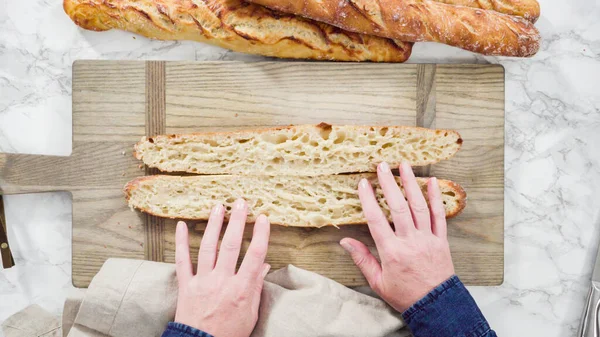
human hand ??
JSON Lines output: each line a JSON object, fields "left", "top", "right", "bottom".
{"left": 340, "top": 162, "right": 455, "bottom": 313}
{"left": 174, "top": 199, "right": 271, "bottom": 337}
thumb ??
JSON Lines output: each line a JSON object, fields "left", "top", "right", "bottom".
{"left": 340, "top": 238, "right": 383, "bottom": 292}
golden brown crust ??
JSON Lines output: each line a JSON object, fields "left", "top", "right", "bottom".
{"left": 433, "top": 0, "right": 540, "bottom": 22}
{"left": 63, "top": 0, "right": 412, "bottom": 62}
{"left": 123, "top": 174, "right": 467, "bottom": 225}
{"left": 439, "top": 179, "right": 467, "bottom": 219}
{"left": 247, "top": 0, "right": 540, "bottom": 57}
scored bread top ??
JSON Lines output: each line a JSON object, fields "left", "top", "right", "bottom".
{"left": 124, "top": 174, "right": 467, "bottom": 227}
{"left": 63, "top": 0, "right": 412, "bottom": 62}
{"left": 135, "top": 124, "right": 463, "bottom": 176}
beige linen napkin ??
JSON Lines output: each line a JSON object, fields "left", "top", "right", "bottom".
{"left": 1, "top": 304, "right": 61, "bottom": 337}
{"left": 3, "top": 259, "right": 407, "bottom": 337}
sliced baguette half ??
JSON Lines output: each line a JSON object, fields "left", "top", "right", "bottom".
{"left": 134, "top": 124, "right": 462, "bottom": 176}
{"left": 124, "top": 174, "right": 466, "bottom": 227}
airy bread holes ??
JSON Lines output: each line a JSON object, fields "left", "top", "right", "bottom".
{"left": 202, "top": 139, "right": 218, "bottom": 146}
{"left": 319, "top": 128, "right": 332, "bottom": 140}
{"left": 261, "top": 133, "right": 288, "bottom": 144}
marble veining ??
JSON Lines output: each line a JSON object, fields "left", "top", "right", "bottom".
{"left": 1, "top": 0, "right": 600, "bottom": 336}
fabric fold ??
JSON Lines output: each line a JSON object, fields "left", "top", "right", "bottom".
{"left": 4, "top": 259, "right": 406, "bottom": 337}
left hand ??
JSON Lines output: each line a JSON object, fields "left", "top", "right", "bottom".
{"left": 174, "top": 199, "right": 271, "bottom": 337}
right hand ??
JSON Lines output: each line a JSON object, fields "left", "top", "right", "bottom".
{"left": 340, "top": 162, "right": 456, "bottom": 313}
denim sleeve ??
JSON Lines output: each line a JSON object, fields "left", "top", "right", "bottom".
{"left": 401, "top": 275, "right": 497, "bottom": 337}
{"left": 161, "top": 322, "right": 215, "bottom": 337}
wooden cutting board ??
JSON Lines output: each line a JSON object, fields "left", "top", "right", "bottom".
{"left": 0, "top": 61, "right": 504, "bottom": 287}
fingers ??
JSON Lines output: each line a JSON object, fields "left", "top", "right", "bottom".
{"left": 238, "top": 214, "right": 271, "bottom": 279}
{"left": 399, "top": 162, "right": 431, "bottom": 233}
{"left": 175, "top": 221, "right": 193, "bottom": 284}
{"left": 197, "top": 204, "right": 225, "bottom": 274}
{"left": 215, "top": 198, "right": 248, "bottom": 275}
{"left": 261, "top": 263, "right": 271, "bottom": 279}
{"left": 427, "top": 177, "right": 448, "bottom": 238}
{"left": 340, "top": 238, "right": 383, "bottom": 293}
{"left": 377, "top": 162, "right": 415, "bottom": 236}
{"left": 358, "top": 178, "right": 395, "bottom": 250}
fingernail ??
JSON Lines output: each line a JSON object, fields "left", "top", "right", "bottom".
{"left": 262, "top": 264, "right": 271, "bottom": 278}
{"left": 176, "top": 221, "right": 186, "bottom": 232}
{"left": 379, "top": 162, "right": 390, "bottom": 173}
{"left": 212, "top": 203, "right": 223, "bottom": 215}
{"left": 257, "top": 214, "right": 268, "bottom": 223}
{"left": 234, "top": 198, "right": 246, "bottom": 210}
{"left": 359, "top": 178, "right": 369, "bottom": 189}
{"left": 430, "top": 177, "right": 437, "bottom": 185}
{"left": 340, "top": 240, "right": 354, "bottom": 253}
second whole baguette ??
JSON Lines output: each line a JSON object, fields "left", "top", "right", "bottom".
{"left": 429, "top": 0, "right": 540, "bottom": 22}
{"left": 125, "top": 174, "right": 467, "bottom": 227}
{"left": 63, "top": 0, "right": 412, "bottom": 62}
{"left": 246, "top": 0, "right": 541, "bottom": 57}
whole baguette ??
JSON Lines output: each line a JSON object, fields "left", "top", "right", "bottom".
{"left": 124, "top": 174, "right": 467, "bottom": 227}
{"left": 63, "top": 0, "right": 412, "bottom": 62}
{"left": 246, "top": 0, "right": 540, "bottom": 57}
{"left": 433, "top": 0, "right": 540, "bottom": 22}
{"left": 134, "top": 124, "right": 463, "bottom": 176}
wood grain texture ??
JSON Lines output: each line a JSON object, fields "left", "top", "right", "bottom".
{"left": 0, "top": 61, "right": 504, "bottom": 287}
{"left": 415, "top": 64, "right": 436, "bottom": 178}
{"left": 71, "top": 61, "right": 147, "bottom": 287}
{"left": 0, "top": 196, "right": 14, "bottom": 268}
{"left": 144, "top": 61, "right": 167, "bottom": 262}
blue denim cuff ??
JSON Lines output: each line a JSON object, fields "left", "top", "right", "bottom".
{"left": 401, "top": 275, "right": 493, "bottom": 337}
{"left": 161, "top": 322, "right": 215, "bottom": 337}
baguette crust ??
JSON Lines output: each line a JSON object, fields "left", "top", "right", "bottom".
{"left": 247, "top": 0, "right": 540, "bottom": 56}
{"left": 63, "top": 0, "right": 412, "bottom": 62}
{"left": 124, "top": 174, "right": 467, "bottom": 226}
{"left": 134, "top": 124, "right": 463, "bottom": 176}
{"left": 433, "top": 0, "right": 539, "bottom": 23}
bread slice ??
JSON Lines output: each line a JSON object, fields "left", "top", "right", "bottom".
{"left": 124, "top": 174, "right": 466, "bottom": 227}
{"left": 134, "top": 124, "right": 462, "bottom": 176}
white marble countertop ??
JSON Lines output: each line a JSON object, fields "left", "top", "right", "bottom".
{"left": 1, "top": 0, "right": 600, "bottom": 335}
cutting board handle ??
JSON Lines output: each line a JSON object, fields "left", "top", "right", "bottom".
{"left": 0, "top": 153, "right": 71, "bottom": 195}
